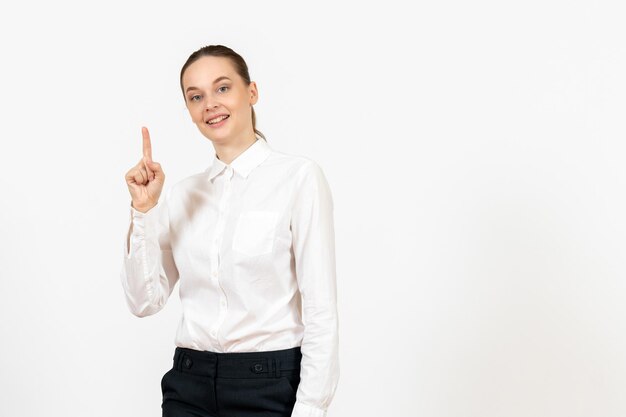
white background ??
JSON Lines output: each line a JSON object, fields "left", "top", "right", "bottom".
{"left": 1, "top": 1, "right": 625, "bottom": 416}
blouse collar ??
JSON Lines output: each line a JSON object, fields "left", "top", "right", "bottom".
{"left": 206, "top": 138, "right": 271, "bottom": 182}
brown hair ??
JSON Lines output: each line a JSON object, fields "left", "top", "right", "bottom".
{"left": 180, "top": 45, "right": 266, "bottom": 141}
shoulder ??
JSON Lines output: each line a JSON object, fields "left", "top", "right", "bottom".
{"left": 264, "top": 148, "right": 333, "bottom": 208}
{"left": 276, "top": 152, "right": 333, "bottom": 209}
{"left": 266, "top": 147, "right": 327, "bottom": 182}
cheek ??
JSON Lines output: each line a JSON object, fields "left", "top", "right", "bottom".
{"left": 189, "top": 109, "right": 203, "bottom": 123}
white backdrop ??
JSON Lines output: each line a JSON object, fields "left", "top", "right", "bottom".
{"left": 1, "top": 1, "right": 625, "bottom": 416}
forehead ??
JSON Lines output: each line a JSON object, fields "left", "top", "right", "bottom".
{"left": 182, "top": 56, "right": 239, "bottom": 88}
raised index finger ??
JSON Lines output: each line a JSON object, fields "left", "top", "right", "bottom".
{"left": 142, "top": 126, "right": 152, "bottom": 160}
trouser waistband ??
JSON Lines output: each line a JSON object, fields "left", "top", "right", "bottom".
{"left": 172, "top": 346, "right": 302, "bottom": 379}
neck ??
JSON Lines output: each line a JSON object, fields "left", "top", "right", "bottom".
{"left": 215, "top": 135, "right": 258, "bottom": 165}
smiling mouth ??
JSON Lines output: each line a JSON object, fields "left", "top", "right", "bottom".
{"left": 206, "top": 115, "right": 230, "bottom": 125}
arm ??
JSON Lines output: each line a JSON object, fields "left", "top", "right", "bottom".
{"left": 120, "top": 187, "right": 180, "bottom": 317}
{"left": 290, "top": 161, "right": 340, "bottom": 417}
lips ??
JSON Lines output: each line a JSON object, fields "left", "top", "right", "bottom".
{"left": 205, "top": 114, "right": 230, "bottom": 125}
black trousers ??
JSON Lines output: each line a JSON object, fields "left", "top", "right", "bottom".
{"left": 161, "top": 346, "right": 302, "bottom": 417}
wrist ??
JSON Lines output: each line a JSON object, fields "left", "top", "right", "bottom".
{"left": 131, "top": 201, "right": 156, "bottom": 213}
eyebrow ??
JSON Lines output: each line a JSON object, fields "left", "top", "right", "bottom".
{"left": 185, "top": 76, "right": 232, "bottom": 93}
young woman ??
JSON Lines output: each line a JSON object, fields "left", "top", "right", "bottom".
{"left": 121, "top": 45, "right": 339, "bottom": 417}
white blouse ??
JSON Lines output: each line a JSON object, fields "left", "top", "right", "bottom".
{"left": 120, "top": 137, "right": 339, "bottom": 417}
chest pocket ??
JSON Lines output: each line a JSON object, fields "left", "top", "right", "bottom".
{"left": 232, "top": 210, "right": 280, "bottom": 256}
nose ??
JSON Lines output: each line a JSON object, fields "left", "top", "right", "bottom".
{"left": 204, "top": 100, "right": 218, "bottom": 111}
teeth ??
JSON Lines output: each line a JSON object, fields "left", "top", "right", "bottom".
{"left": 208, "top": 115, "right": 228, "bottom": 124}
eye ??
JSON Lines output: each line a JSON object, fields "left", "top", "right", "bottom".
{"left": 218, "top": 85, "right": 229, "bottom": 93}
{"left": 189, "top": 94, "right": 202, "bottom": 102}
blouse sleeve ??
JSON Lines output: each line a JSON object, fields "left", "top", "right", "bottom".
{"left": 120, "top": 187, "right": 180, "bottom": 317}
{"left": 290, "top": 160, "right": 340, "bottom": 417}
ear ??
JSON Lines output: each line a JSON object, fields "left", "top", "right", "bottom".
{"left": 249, "top": 81, "right": 259, "bottom": 105}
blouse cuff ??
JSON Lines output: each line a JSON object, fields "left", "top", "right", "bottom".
{"left": 291, "top": 401, "right": 327, "bottom": 417}
{"left": 130, "top": 202, "right": 160, "bottom": 238}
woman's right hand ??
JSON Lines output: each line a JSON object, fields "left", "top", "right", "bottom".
{"left": 125, "top": 127, "right": 165, "bottom": 213}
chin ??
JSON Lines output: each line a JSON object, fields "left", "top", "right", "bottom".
{"left": 203, "top": 132, "right": 230, "bottom": 145}
{"left": 197, "top": 126, "right": 222, "bottom": 141}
